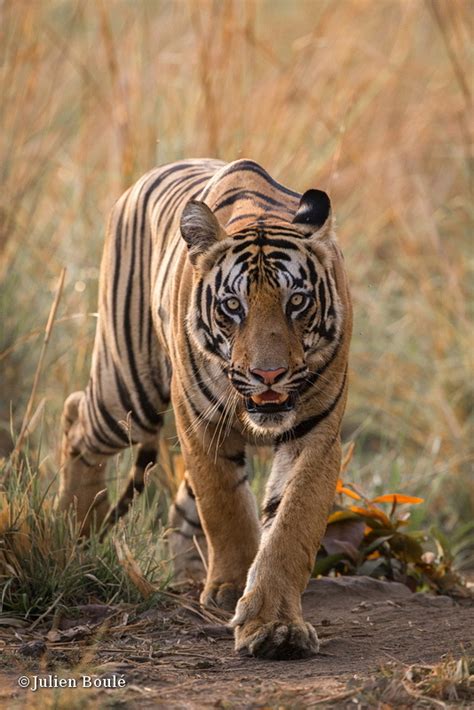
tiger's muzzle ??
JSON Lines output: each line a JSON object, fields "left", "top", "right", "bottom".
{"left": 228, "top": 365, "right": 299, "bottom": 417}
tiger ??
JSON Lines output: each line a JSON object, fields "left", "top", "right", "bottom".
{"left": 58, "top": 158, "right": 352, "bottom": 660}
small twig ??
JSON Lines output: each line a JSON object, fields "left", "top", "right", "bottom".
{"left": 13, "top": 267, "right": 66, "bottom": 457}
{"left": 29, "top": 592, "right": 64, "bottom": 631}
{"left": 153, "top": 650, "right": 218, "bottom": 661}
{"left": 312, "top": 688, "right": 363, "bottom": 706}
{"left": 340, "top": 440, "right": 355, "bottom": 474}
{"left": 193, "top": 534, "right": 208, "bottom": 574}
{"left": 158, "top": 589, "right": 229, "bottom": 625}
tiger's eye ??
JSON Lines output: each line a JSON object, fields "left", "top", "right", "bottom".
{"left": 290, "top": 293, "right": 305, "bottom": 307}
{"left": 226, "top": 297, "right": 241, "bottom": 311}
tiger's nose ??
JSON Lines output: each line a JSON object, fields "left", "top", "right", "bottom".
{"left": 250, "top": 367, "right": 288, "bottom": 385}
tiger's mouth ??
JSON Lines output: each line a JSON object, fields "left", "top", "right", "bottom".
{"left": 245, "top": 390, "right": 295, "bottom": 414}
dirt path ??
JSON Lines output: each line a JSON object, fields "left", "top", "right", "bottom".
{"left": 1, "top": 576, "right": 473, "bottom": 708}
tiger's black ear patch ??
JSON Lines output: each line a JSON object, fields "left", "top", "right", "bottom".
{"left": 292, "top": 189, "right": 331, "bottom": 230}
{"left": 180, "top": 200, "right": 225, "bottom": 265}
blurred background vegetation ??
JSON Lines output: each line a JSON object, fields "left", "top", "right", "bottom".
{"left": 1, "top": 0, "right": 472, "bottom": 542}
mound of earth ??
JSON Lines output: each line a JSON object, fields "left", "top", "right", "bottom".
{"left": 1, "top": 576, "right": 473, "bottom": 708}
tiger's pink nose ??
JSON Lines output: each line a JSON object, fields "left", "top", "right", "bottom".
{"left": 250, "top": 367, "right": 288, "bottom": 385}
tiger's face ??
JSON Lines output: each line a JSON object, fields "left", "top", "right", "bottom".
{"left": 181, "top": 190, "right": 343, "bottom": 434}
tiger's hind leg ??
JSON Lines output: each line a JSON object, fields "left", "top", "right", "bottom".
{"left": 58, "top": 391, "right": 110, "bottom": 536}
{"left": 100, "top": 440, "right": 160, "bottom": 538}
{"left": 59, "top": 390, "right": 164, "bottom": 537}
{"left": 168, "top": 475, "right": 208, "bottom": 585}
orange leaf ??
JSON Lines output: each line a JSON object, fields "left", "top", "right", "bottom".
{"left": 338, "top": 485, "right": 362, "bottom": 501}
{"left": 349, "top": 505, "right": 392, "bottom": 527}
{"left": 372, "top": 494, "right": 424, "bottom": 505}
{"left": 336, "top": 478, "right": 362, "bottom": 500}
{"left": 327, "top": 510, "right": 360, "bottom": 524}
{"left": 350, "top": 506, "right": 373, "bottom": 516}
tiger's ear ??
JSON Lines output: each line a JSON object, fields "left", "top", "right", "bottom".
{"left": 292, "top": 189, "right": 333, "bottom": 239}
{"left": 180, "top": 200, "right": 227, "bottom": 265}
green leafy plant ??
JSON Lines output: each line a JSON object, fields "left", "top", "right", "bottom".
{"left": 315, "top": 445, "right": 470, "bottom": 595}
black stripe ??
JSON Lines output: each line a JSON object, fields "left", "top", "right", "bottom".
{"left": 185, "top": 391, "right": 202, "bottom": 419}
{"left": 153, "top": 174, "right": 212, "bottom": 309}
{"left": 135, "top": 448, "right": 157, "bottom": 469}
{"left": 112, "top": 192, "right": 129, "bottom": 342}
{"left": 306, "top": 257, "right": 318, "bottom": 286}
{"left": 111, "top": 193, "right": 128, "bottom": 344}
{"left": 298, "top": 338, "right": 341, "bottom": 394}
{"left": 205, "top": 284, "right": 213, "bottom": 327}
{"left": 185, "top": 480, "right": 196, "bottom": 499}
{"left": 174, "top": 503, "right": 202, "bottom": 529}
{"left": 318, "top": 279, "right": 327, "bottom": 320}
{"left": 82, "top": 434, "right": 112, "bottom": 457}
{"left": 159, "top": 173, "right": 211, "bottom": 239}
{"left": 195, "top": 280, "right": 206, "bottom": 330}
{"left": 150, "top": 368, "right": 169, "bottom": 404}
{"left": 326, "top": 273, "right": 337, "bottom": 318}
{"left": 133, "top": 476, "right": 145, "bottom": 494}
{"left": 184, "top": 331, "right": 225, "bottom": 412}
{"left": 88, "top": 377, "right": 130, "bottom": 448}
{"left": 215, "top": 189, "right": 285, "bottom": 212}
{"left": 227, "top": 212, "right": 279, "bottom": 226}
{"left": 234, "top": 224, "right": 306, "bottom": 238}
{"left": 149, "top": 163, "right": 213, "bottom": 233}
{"left": 262, "top": 496, "right": 281, "bottom": 522}
{"left": 216, "top": 161, "right": 300, "bottom": 199}
{"left": 233, "top": 474, "right": 249, "bottom": 489}
{"left": 122, "top": 231, "right": 164, "bottom": 426}
{"left": 94, "top": 397, "right": 131, "bottom": 446}
{"left": 135, "top": 170, "right": 190, "bottom": 350}
{"left": 266, "top": 250, "right": 292, "bottom": 262}
{"left": 114, "top": 480, "right": 135, "bottom": 510}
{"left": 231, "top": 236, "right": 301, "bottom": 254}
{"left": 113, "top": 364, "right": 157, "bottom": 434}
{"left": 276, "top": 368, "right": 347, "bottom": 445}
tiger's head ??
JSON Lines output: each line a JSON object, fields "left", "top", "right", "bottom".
{"left": 180, "top": 190, "right": 343, "bottom": 435}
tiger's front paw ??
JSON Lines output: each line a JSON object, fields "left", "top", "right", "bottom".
{"left": 200, "top": 581, "right": 243, "bottom": 613}
{"left": 234, "top": 618, "right": 319, "bottom": 660}
{"left": 231, "top": 588, "right": 319, "bottom": 660}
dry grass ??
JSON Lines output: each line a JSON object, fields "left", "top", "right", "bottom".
{"left": 351, "top": 656, "right": 474, "bottom": 708}
{"left": 0, "top": 1, "right": 472, "bottom": 543}
{"left": 0, "top": 455, "right": 171, "bottom": 618}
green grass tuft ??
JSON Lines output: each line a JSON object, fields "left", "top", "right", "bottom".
{"left": 0, "top": 451, "right": 171, "bottom": 620}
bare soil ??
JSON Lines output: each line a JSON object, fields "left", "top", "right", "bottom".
{"left": 1, "top": 576, "right": 473, "bottom": 708}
